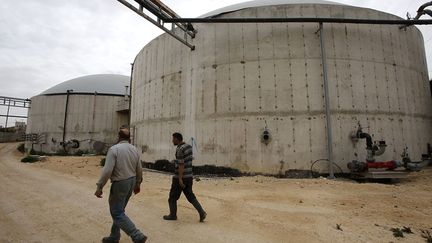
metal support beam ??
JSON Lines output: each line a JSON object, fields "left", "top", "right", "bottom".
{"left": 134, "top": 0, "right": 196, "bottom": 38}
{"left": 0, "top": 96, "right": 30, "bottom": 128}
{"left": 5, "top": 100, "right": 11, "bottom": 127}
{"left": 0, "top": 96, "right": 31, "bottom": 108}
{"left": 318, "top": 22, "right": 335, "bottom": 179}
{"left": 117, "top": 0, "right": 195, "bottom": 50}
{"left": 134, "top": 0, "right": 169, "bottom": 20}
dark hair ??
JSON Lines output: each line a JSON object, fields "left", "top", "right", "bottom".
{"left": 172, "top": 132, "right": 183, "bottom": 141}
{"left": 119, "top": 128, "right": 130, "bottom": 141}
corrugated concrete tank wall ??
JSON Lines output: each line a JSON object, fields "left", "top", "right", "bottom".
{"left": 26, "top": 74, "right": 130, "bottom": 154}
{"left": 130, "top": 0, "right": 432, "bottom": 174}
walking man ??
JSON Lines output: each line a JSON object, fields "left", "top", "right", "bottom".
{"left": 95, "top": 128, "right": 147, "bottom": 243}
{"left": 163, "top": 132, "right": 207, "bottom": 222}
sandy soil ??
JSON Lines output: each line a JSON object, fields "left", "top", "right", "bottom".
{"left": 0, "top": 142, "right": 432, "bottom": 243}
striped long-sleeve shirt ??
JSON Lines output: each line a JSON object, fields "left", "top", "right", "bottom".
{"left": 174, "top": 143, "right": 193, "bottom": 178}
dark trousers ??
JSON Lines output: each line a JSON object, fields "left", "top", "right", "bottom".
{"left": 168, "top": 177, "right": 205, "bottom": 216}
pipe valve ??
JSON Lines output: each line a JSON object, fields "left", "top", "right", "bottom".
{"left": 261, "top": 129, "right": 271, "bottom": 145}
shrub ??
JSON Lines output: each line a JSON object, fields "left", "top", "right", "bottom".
{"left": 55, "top": 150, "right": 69, "bottom": 156}
{"left": 29, "top": 148, "right": 36, "bottom": 155}
{"left": 21, "top": 155, "right": 39, "bottom": 163}
{"left": 73, "top": 149, "right": 85, "bottom": 156}
{"left": 100, "top": 158, "right": 106, "bottom": 167}
{"left": 29, "top": 149, "right": 46, "bottom": 156}
{"left": 17, "top": 143, "right": 25, "bottom": 153}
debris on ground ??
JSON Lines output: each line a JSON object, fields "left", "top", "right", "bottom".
{"left": 402, "top": 226, "right": 413, "bottom": 234}
{"left": 421, "top": 230, "right": 432, "bottom": 243}
{"left": 391, "top": 228, "right": 404, "bottom": 238}
{"left": 336, "top": 224, "right": 343, "bottom": 231}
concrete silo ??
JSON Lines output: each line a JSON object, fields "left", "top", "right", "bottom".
{"left": 26, "top": 74, "right": 130, "bottom": 154}
{"left": 130, "top": 0, "right": 432, "bottom": 174}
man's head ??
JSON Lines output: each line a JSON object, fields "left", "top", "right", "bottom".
{"left": 172, "top": 132, "right": 183, "bottom": 145}
{"left": 118, "top": 128, "right": 130, "bottom": 142}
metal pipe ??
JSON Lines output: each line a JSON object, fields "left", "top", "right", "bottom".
{"left": 0, "top": 115, "right": 27, "bottom": 118}
{"left": 5, "top": 99, "right": 11, "bottom": 127}
{"left": 318, "top": 22, "right": 334, "bottom": 179}
{"left": 414, "top": 1, "right": 432, "bottom": 19}
{"left": 164, "top": 17, "right": 432, "bottom": 25}
{"left": 357, "top": 132, "right": 373, "bottom": 148}
{"left": 128, "top": 62, "right": 134, "bottom": 127}
{"left": 91, "top": 91, "right": 97, "bottom": 141}
{"left": 117, "top": 0, "right": 195, "bottom": 50}
{"left": 62, "top": 89, "right": 72, "bottom": 151}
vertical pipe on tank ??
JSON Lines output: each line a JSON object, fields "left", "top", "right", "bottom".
{"left": 91, "top": 91, "right": 98, "bottom": 141}
{"left": 128, "top": 62, "right": 134, "bottom": 127}
{"left": 319, "top": 22, "right": 335, "bottom": 179}
{"left": 62, "top": 89, "right": 73, "bottom": 151}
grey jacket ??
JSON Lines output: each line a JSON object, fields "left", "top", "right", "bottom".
{"left": 96, "top": 140, "right": 142, "bottom": 190}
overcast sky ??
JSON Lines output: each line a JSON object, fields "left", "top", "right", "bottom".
{"left": 0, "top": 0, "right": 431, "bottom": 127}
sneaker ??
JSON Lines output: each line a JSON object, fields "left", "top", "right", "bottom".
{"left": 163, "top": 214, "right": 177, "bottom": 220}
{"left": 199, "top": 212, "right": 207, "bottom": 222}
{"left": 102, "top": 237, "right": 119, "bottom": 243}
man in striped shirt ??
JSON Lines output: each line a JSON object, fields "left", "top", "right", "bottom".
{"left": 163, "top": 132, "right": 207, "bottom": 222}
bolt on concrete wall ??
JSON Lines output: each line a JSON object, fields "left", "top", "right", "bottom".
{"left": 130, "top": 4, "right": 432, "bottom": 174}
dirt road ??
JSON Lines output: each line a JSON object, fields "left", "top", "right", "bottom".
{"left": 1, "top": 142, "right": 431, "bottom": 242}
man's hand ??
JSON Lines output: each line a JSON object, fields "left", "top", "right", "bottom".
{"left": 95, "top": 189, "right": 103, "bottom": 198}
{"left": 179, "top": 179, "right": 185, "bottom": 189}
{"left": 134, "top": 185, "right": 141, "bottom": 194}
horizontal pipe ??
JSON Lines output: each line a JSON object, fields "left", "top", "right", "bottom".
{"left": 163, "top": 17, "right": 432, "bottom": 25}
{"left": 0, "top": 114, "right": 28, "bottom": 118}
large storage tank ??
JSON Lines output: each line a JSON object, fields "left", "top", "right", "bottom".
{"left": 26, "top": 74, "right": 130, "bottom": 154}
{"left": 130, "top": 0, "right": 432, "bottom": 174}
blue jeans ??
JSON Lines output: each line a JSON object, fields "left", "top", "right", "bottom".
{"left": 107, "top": 177, "right": 145, "bottom": 242}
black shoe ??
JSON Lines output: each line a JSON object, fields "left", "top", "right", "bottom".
{"left": 199, "top": 212, "right": 207, "bottom": 222}
{"left": 163, "top": 214, "right": 177, "bottom": 220}
{"left": 102, "top": 237, "right": 119, "bottom": 243}
{"left": 134, "top": 235, "right": 148, "bottom": 243}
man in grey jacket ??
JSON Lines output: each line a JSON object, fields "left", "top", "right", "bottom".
{"left": 95, "top": 128, "right": 147, "bottom": 243}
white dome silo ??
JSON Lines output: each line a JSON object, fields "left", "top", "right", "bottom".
{"left": 26, "top": 74, "right": 130, "bottom": 154}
